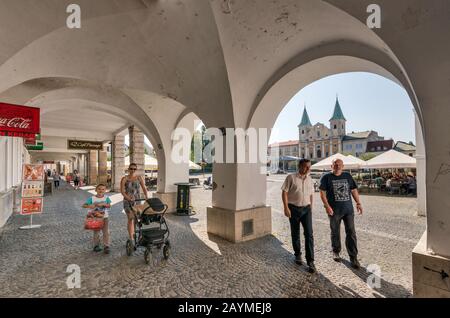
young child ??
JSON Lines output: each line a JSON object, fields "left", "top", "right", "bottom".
{"left": 82, "top": 184, "right": 111, "bottom": 254}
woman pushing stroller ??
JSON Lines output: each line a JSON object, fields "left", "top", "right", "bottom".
{"left": 120, "top": 163, "right": 148, "bottom": 249}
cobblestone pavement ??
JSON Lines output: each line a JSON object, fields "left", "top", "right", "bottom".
{"left": 0, "top": 177, "right": 425, "bottom": 297}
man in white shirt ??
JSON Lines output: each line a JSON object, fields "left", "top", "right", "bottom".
{"left": 281, "top": 159, "right": 315, "bottom": 273}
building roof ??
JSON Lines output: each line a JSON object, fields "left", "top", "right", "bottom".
{"left": 330, "top": 97, "right": 346, "bottom": 121}
{"left": 343, "top": 130, "right": 374, "bottom": 140}
{"left": 299, "top": 107, "right": 312, "bottom": 127}
{"left": 394, "top": 141, "right": 416, "bottom": 152}
{"left": 268, "top": 140, "right": 299, "bottom": 147}
{"left": 366, "top": 139, "right": 394, "bottom": 152}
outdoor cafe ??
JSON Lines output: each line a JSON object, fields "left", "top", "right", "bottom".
{"left": 311, "top": 150, "right": 417, "bottom": 196}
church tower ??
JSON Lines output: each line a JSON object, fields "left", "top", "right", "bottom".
{"left": 298, "top": 105, "right": 312, "bottom": 158}
{"left": 298, "top": 106, "right": 312, "bottom": 142}
{"left": 329, "top": 96, "right": 346, "bottom": 137}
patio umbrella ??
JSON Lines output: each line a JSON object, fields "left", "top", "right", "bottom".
{"left": 311, "top": 153, "right": 363, "bottom": 171}
{"left": 347, "top": 155, "right": 367, "bottom": 168}
{"left": 189, "top": 161, "right": 202, "bottom": 170}
{"left": 124, "top": 154, "right": 158, "bottom": 170}
{"left": 365, "top": 150, "right": 416, "bottom": 169}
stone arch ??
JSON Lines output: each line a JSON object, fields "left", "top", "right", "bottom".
{"left": 247, "top": 42, "right": 422, "bottom": 133}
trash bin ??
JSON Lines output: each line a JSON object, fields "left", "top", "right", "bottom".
{"left": 174, "top": 183, "right": 195, "bottom": 215}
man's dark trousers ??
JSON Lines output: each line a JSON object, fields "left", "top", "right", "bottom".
{"left": 288, "top": 204, "right": 314, "bottom": 263}
{"left": 329, "top": 212, "right": 358, "bottom": 259}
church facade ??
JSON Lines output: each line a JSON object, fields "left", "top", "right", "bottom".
{"left": 298, "top": 97, "right": 348, "bottom": 160}
{"left": 269, "top": 97, "right": 386, "bottom": 161}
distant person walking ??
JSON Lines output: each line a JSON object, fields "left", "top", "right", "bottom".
{"left": 319, "top": 159, "right": 363, "bottom": 269}
{"left": 120, "top": 163, "right": 148, "bottom": 248}
{"left": 281, "top": 159, "right": 316, "bottom": 273}
{"left": 52, "top": 170, "right": 60, "bottom": 189}
{"left": 73, "top": 170, "right": 81, "bottom": 190}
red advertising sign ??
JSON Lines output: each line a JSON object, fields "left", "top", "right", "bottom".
{"left": 21, "top": 198, "right": 43, "bottom": 215}
{"left": 0, "top": 102, "right": 40, "bottom": 134}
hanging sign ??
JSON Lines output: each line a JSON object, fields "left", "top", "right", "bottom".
{"left": 0, "top": 103, "right": 40, "bottom": 134}
{"left": 67, "top": 139, "right": 103, "bottom": 150}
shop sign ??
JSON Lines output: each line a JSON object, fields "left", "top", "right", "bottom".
{"left": 0, "top": 103, "right": 40, "bottom": 134}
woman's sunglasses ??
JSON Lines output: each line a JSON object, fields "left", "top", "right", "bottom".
{"left": 129, "top": 168, "right": 137, "bottom": 170}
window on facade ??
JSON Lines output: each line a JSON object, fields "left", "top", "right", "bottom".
{"left": 302, "top": 130, "right": 304, "bottom": 134}
{"left": 317, "top": 131, "right": 320, "bottom": 137}
{"left": 334, "top": 125, "right": 337, "bottom": 129}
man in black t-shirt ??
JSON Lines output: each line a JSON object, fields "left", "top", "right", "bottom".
{"left": 319, "top": 159, "right": 363, "bottom": 269}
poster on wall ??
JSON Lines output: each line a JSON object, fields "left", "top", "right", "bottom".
{"left": 20, "top": 198, "right": 43, "bottom": 215}
{"left": 22, "top": 164, "right": 44, "bottom": 181}
{"left": 21, "top": 181, "right": 44, "bottom": 198}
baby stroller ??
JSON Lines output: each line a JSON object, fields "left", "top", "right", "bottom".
{"left": 125, "top": 197, "right": 171, "bottom": 265}
{"left": 203, "top": 176, "right": 213, "bottom": 190}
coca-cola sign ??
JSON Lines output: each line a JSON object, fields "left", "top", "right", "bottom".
{"left": 0, "top": 103, "right": 40, "bottom": 134}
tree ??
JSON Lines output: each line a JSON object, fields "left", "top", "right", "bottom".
{"left": 359, "top": 153, "right": 377, "bottom": 161}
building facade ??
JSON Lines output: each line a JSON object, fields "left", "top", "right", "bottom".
{"left": 269, "top": 97, "right": 387, "bottom": 161}
{"left": 342, "top": 131, "right": 384, "bottom": 157}
{"left": 394, "top": 141, "right": 416, "bottom": 157}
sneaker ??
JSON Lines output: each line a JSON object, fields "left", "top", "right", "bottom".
{"left": 333, "top": 252, "right": 341, "bottom": 262}
{"left": 295, "top": 254, "right": 302, "bottom": 265}
{"left": 350, "top": 257, "right": 361, "bottom": 269}
{"left": 93, "top": 245, "right": 102, "bottom": 252}
{"left": 307, "top": 262, "right": 316, "bottom": 274}
{"left": 104, "top": 246, "right": 110, "bottom": 254}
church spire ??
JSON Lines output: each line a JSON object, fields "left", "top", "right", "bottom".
{"left": 330, "top": 96, "right": 346, "bottom": 121}
{"left": 299, "top": 104, "right": 312, "bottom": 127}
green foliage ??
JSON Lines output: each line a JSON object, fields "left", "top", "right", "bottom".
{"left": 359, "top": 153, "right": 377, "bottom": 161}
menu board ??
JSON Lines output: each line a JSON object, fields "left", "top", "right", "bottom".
{"left": 21, "top": 198, "right": 44, "bottom": 215}
{"left": 22, "top": 180, "right": 44, "bottom": 198}
{"left": 22, "top": 164, "right": 44, "bottom": 181}
{"left": 21, "top": 163, "right": 44, "bottom": 215}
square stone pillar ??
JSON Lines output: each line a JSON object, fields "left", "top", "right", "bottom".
{"left": 413, "top": 232, "right": 450, "bottom": 297}
{"left": 98, "top": 149, "right": 108, "bottom": 185}
{"left": 207, "top": 162, "right": 272, "bottom": 243}
{"left": 129, "top": 126, "right": 145, "bottom": 177}
{"left": 112, "top": 135, "right": 125, "bottom": 192}
{"left": 88, "top": 150, "right": 98, "bottom": 185}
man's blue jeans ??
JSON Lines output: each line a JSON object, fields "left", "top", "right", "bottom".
{"left": 288, "top": 204, "right": 314, "bottom": 263}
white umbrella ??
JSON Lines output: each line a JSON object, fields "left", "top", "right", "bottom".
{"left": 311, "top": 153, "right": 363, "bottom": 171}
{"left": 108, "top": 156, "right": 201, "bottom": 170}
{"left": 189, "top": 161, "right": 202, "bottom": 170}
{"left": 347, "top": 155, "right": 367, "bottom": 168}
{"left": 124, "top": 154, "right": 158, "bottom": 170}
{"left": 365, "top": 149, "right": 416, "bottom": 169}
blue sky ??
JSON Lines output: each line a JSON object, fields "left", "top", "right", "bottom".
{"left": 269, "top": 72, "right": 416, "bottom": 145}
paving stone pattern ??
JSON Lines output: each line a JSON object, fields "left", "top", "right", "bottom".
{"left": 0, "top": 177, "right": 425, "bottom": 297}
